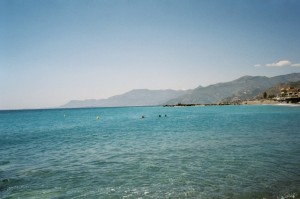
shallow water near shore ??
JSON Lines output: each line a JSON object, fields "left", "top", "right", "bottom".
{"left": 0, "top": 105, "right": 300, "bottom": 198}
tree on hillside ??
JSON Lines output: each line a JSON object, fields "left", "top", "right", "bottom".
{"left": 263, "top": 92, "right": 267, "bottom": 99}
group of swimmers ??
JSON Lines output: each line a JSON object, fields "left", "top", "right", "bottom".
{"left": 141, "top": 114, "right": 167, "bottom": 119}
{"left": 65, "top": 114, "right": 167, "bottom": 120}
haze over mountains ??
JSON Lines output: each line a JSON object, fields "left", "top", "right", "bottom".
{"left": 62, "top": 89, "right": 190, "bottom": 108}
{"left": 61, "top": 73, "right": 300, "bottom": 108}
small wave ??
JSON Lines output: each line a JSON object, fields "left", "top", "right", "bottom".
{"left": 0, "top": 161, "right": 10, "bottom": 166}
{"left": 279, "top": 192, "right": 299, "bottom": 199}
{"left": 0, "top": 179, "right": 10, "bottom": 192}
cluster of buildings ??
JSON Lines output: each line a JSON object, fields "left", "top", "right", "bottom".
{"left": 227, "top": 86, "right": 300, "bottom": 105}
{"left": 279, "top": 87, "right": 300, "bottom": 98}
{"left": 275, "top": 87, "right": 300, "bottom": 103}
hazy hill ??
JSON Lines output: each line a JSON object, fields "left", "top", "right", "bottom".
{"left": 61, "top": 73, "right": 300, "bottom": 108}
{"left": 165, "top": 73, "right": 300, "bottom": 104}
{"left": 61, "top": 89, "right": 189, "bottom": 108}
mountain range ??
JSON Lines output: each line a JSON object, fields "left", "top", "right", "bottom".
{"left": 61, "top": 89, "right": 190, "bottom": 108}
{"left": 61, "top": 73, "right": 300, "bottom": 108}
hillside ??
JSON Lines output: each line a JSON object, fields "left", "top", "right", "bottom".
{"left": 165, "top": 73, "right": 300, "bottom": 104}
{"left": 61, "top": 73, "right": 300, "bottom": 108}
{"left": 255, "top": 80, "right": 300, "bottom": 99}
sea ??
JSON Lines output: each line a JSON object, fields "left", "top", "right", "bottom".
{"left": 0, "top": 105, "right": 300, "bottom": 199}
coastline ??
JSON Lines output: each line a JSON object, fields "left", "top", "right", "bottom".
{"left": 242, "top": 100, "right": 300, "bottom": 106}
{"left": 241, "top": 99, "right": 279, "bottom": 105}
{"left": 164, "top": 100, "right": 300, "bottom": 107}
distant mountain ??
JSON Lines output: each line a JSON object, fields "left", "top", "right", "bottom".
{"left": 61, "top": 89, "right": 189, "bottom": 108}
{"left": 165, "top": 73, "right": 300, "bottom": 104}
{"left": 62, "top": 73, "right": 300, "bottom": 108}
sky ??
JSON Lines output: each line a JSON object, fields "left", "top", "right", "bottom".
{"left": 1, "top": 0, "right": 300, "bottom": 110}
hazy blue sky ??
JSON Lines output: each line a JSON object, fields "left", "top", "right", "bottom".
{"left": 1, "top": 0, "right": 300, "bottom": 109}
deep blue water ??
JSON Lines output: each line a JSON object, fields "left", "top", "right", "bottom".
{"left": 0, "top": 105, "right": 300, "bottom": 199}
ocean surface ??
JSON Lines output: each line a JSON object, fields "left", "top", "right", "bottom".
{"left": 0, "top": 105, "right": 300, "bottom": 199}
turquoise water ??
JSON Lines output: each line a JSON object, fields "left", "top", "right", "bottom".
{"left": 0, "top": 105, "right": 300, "bottom": 199}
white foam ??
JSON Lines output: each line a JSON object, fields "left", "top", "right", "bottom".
{"left": 275, "top": 103, "right": 300, "bottom": 107}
